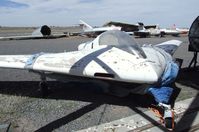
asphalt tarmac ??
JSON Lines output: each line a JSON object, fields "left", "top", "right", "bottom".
{"left": 0, "top": 36, "right": 198, "bottom": 131}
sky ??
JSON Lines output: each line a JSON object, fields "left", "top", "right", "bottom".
{"left": 0, "top": 0, "right": 198, "bottom": 28}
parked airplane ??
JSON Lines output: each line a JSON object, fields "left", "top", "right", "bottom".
{"left": 145, "top": 24, "right": 162, "bottom": 37}
{"left": 136, "top": 24, "right": 182, "bottom": 37}
{"left": 0, "top": 30, "right": 181, "bottom": 130}
{"left": 104, "top": 21, "right": 161, "bottom": 37}
{"left": 176, "top": 28, "right": 189, "bottom": 34}
{"left": 0, "top": 25, "right": 66, "bottom": 40}
{"left": 133, "top": 23, "right": 166, "bottom": 38}
{"left": 79, "top": 20, "right": 121, "bottom": 37}
{"left": 160, "top": 27, "right": 180, "bottom": 37}
{"left": 172, "top": 24, "right": 189, "bottom": 35}
{"left": 133, "top": 22, "right": 150, "bottom": 37}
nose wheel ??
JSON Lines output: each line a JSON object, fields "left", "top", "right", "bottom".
{"left": 165, "top": 117, "right": 175, "bottom": 131}
{"left": 150, "top": 103, "right": 175, "bottom": 130}
{"left": 164, "top": 108, "right": 175, "bottom": 131}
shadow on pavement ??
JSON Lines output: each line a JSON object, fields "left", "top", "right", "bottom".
{"left": 177, "top": 67, "right": 199, "bottom": 90}
{"left": 174, "top": 66, "right": 199, "bottom": 131}
{"left": 0, "top": 67, "right": 198, "bottom": 131}
{"left": 0, "top": 80, "right": 165, "bottom": 131}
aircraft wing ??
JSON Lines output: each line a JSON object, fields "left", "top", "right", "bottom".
{"left": 103, "top": 21, "right": 139, "bottom": 32}
{"left": 155, "top": 40, "right": 182, "bottom": 55}
{"left": 0, "top": 35, "right": 44, "bottom": 40}
{"left": 144, "top": 25, "right": 157, "bottom": 29}
{"left": 0, "top": 34, "right": 67, "bottom": 40}
{"left": 0, "top": 51, "right": 100, "bottom": 77}
{"left": 0, "top": 25, "right": 67, "bottom": 40}
{"left": 0, "top": 55, "right": 31, "bottom": 69}
{"left": 0, "top": 53, "right": 74, "bottom": 73}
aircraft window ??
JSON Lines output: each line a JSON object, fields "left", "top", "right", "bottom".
{"left": 98, "top": 30, "right": 146, "bottom": 58}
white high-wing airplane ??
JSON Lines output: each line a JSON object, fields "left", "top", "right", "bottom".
{"left": 0, "top": 30, "right": 181, "bottom": 129}
{"left": 79, "top": 20, "right": 121, "bottom": 37}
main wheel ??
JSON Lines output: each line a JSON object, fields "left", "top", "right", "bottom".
{"left": 160, "top": 32, "right": 165, "bottom": 37}
{"left": 165, "top": 117, "right": 175, "bottom": 130}
{"left": 39, "top": 81, "right": 49, "bottom": 97}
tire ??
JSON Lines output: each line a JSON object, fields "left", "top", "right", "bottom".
{"left": 160, "top": 32, "right": 165, "bottom": 37}
{"left": 39, "top": 81, "right": 49, "bottom": 97}
{"left": 165, "top": 117, "right": 174, "bottom": 130}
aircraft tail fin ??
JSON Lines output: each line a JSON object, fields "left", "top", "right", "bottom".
{"left": 137, "top": 22, "right": 146, "bottom": 30}
{"left": 79, "top": 20, "right": 93, "bottom": 31}
{"left": 172, "top": 24, "right": 176, "bottom": 30}
{"left": 155, "top": 40, "right": 182, "bottom": 56}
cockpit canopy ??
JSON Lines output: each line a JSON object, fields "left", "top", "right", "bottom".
{"left": 98, "top": 30, "right": 146, "bottom": 58}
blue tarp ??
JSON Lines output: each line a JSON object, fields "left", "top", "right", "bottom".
{"left": 147, "top": 61, "right": 179, "bottom": 104}
{"left": 148, "top": 87, "right": 173, "bottom": 104}
{"left": 161, "top": 61, "right": 179, "bottom": 86}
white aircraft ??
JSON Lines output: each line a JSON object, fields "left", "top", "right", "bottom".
{"left": 134, "top": 23, "right": 162, "bottom": 37}
{"left": 172, "top": 24, "right": 189, "bottom": 35}
{"left": 0, "top": 30, "right": 181, "bottom": 130}
{"left": 145, "top": 24, "right": 163, "bottom": 37}
{"left": 176, "top": 28, "right": 189, "bottom": 34}
{"left": 133, "top": 22, "right": 150, "bottom": 37}
{"left": 160, "top": 28, "right": 180, "bottom": 37}
{"left": 141, "top": 24, "right": 182, "bottom": 37}
{"left": 103, "top": 21, "right": 162, "bottom": 37}
{"left": 79, "top": 20, "right": 121, "bottom": 37}
{"left": 0, "top": 25, "right": 66, "bottom": 40}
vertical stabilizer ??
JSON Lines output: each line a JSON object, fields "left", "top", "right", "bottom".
{"left": 79, "top": 20, "right": 93, "bottom": 31}
{"left": 137, "top": 22, "right": 146, "bottom": 30}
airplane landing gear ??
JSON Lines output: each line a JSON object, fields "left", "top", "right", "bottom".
{"left": 39, "top": 81, "right": 49, "bottom": 97}
{"left": 164, "top": 107, "right": 175, "bottom": 130}
{"left": 150, "top": 103, "right": 175, "bottom": 131}
{"left": 39, "top": 72, "right": 49, "bottom": 97}
{"left": 165, "top": 117, "right": 174, "bottom": 130}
